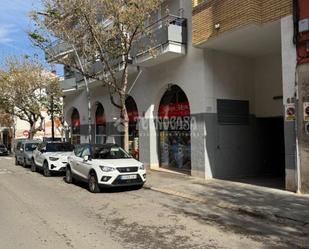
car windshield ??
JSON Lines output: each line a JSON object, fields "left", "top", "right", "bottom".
{"left": 92, "top": 145, "right": 132, "bottom": 159}
{"left": 25, "top": 143, "right": 39, "bottom": 152}
{"left": 46, "top": 143, "right": 74, "bottom": 152}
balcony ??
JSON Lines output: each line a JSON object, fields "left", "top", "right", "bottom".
{"left": 45, "top": 40, "right": 73, "bottom": 63}
{"left": 60, "top": 78, "right": 77, "bottom": 94}
{"left": 131, "top": 15, "right": 187, "bottom": 67}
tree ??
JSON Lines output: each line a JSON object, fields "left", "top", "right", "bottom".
{"left": 0, "top": 109, "right": 14, "bottom": 148}
{"left": 0, "top": 57, "right": 62, "bottom": 139}
{"left": 29, "top": 0, "right": 163, "bottom": 150}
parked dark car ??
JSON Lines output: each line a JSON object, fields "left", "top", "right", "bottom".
{"left": 0, "top": 144, "right": 9, "bottom": 156}
{"left": 15, "top": 140, "right": 41, "bottom": 167}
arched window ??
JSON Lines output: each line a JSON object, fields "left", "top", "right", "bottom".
{"left": 158, "top": 85, "right": 191, "bottom": 172}
{"left": 125, "top": 96, "right": 139, "bottom": 159}
{"left": 71, "top": 108, "right": 80, "bottom": 145}
{"left": 95, "top": 103, "right": 106, "bottom": 144}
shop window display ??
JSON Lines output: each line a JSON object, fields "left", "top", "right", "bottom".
{"left": 95, "top": 103, "right": 106, "bottom": 144}
{"left": 158, "top": 85, "right": 191, "bottom": 171}
{"left": 126, "top": 96, "right": 139, "bottom": 159}
{"left": 71, "top": 108, "right": 80, "bottom": 145}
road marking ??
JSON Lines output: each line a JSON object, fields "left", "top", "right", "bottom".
{"left": 0, "top": 157, "right": 13, "bottom": 160}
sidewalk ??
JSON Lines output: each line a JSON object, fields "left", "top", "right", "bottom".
{"left": 144, "top": 168, "right": 309, "bottom": 227}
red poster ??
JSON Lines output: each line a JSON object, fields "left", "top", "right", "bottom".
{"left": 159, "top": 101, "right": 190, "bottom": 118}
{"left": 96, "top": 115, "right": 106, "bottom": 125}
{"left": 72, "top": 118, "right": 80, "bottom": 127}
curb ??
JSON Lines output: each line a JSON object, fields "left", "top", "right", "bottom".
{"left": 143, "top": 184, "right": 308, "bottom": 227}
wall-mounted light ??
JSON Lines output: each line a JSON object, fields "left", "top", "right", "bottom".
{"left": 215, "top": 23, "right": 220, "bottom": 30}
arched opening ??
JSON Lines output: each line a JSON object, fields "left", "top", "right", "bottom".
{"left": 125, "top": 96, "right": 139, "bottom": 159}
{"left": 95, "top": 103, "right": 106, "bottom": 144}
{"left": 71, "top": 108, "right": 80, "bottom": 145}
{"left": 158, "top": 85, "right": 191, "bottom": 172}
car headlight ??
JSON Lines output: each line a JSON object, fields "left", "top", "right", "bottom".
{"left": 49, "top": 157, "right": 59, "bottom": 161}
{"left": 139, "top": 164, "right": 145, "bottom": 170}
{"left": 100, "top": 166, "right": 116, "bottom": 172}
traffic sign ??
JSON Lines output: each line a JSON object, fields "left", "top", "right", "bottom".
{"left": 23, "top": 130, "right": 30, "bottom": 137}
{"left": 304, "top": 102, "right": 309, "bottom": 121}
{"left": 285, "top": 104, "right": 296, "bottom": 122}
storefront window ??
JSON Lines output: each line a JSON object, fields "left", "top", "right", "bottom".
{"left": 71, "top": 108, "right": 80, "bottom": 145}
{"left": 158, "top": 85, "right": 191, "bottom": 171}
{"left": 126, "top": 96, "right": 139, "bottom": 159}
{"left": 95, "top": 103, "right": 106, "bottom": 144}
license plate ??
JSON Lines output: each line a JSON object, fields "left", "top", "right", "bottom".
{"left": 120, "top": 175, "right": 137, "bottom": 180}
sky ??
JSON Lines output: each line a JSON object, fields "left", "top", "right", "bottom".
{"left": 0, "top": 0, "right": 63, "bottom": 75}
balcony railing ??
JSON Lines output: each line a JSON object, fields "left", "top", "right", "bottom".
{"left": 60, "top": 78, "right": 77, "bottom": 93}
{"left": 45, "top": 40, "right": 73, "bottom": 62}
{"left": 131, "top": 15, "right": 187, "bottom": 66}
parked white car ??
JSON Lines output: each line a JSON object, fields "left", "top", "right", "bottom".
{"left": 66, "top": 144, "right": 146, "bottom": 193}
{"left": 31, "top": 142, "right": 74, "bottom": 177}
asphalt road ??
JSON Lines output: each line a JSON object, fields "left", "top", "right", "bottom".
{"left": 0, "top": 156, "right": 307, "bottom": 249}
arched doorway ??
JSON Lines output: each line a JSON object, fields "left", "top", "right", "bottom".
{"left": 71, "top": 108, "right": 80, "bottom": 145}
{"left": 95, "top": 103, "right": 106, "bottom": 144}
{"left": 158, "top": 85, "right": 191, "bottom": 172}
{"left": 125, "top": 96, "right": 139, "bottom": 159}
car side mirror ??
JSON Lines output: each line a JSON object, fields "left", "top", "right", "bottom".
{"left": 20, "top": 148, "right": 24, "bottom": 152}
{"left": 40, "top": 149, "right": 46, "bottom": 153}
{"left": 83, "top": 155, "right": 89, "bottom": 162}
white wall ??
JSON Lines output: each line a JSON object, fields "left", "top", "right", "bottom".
{"left": 254, "top": 54, "right": 283, "bottom": 117}
{"left": 205, "top": 50, "right": 255, "bottom": 113}
{"left": 61, "top": 1, "right": 290, "bottom": 179}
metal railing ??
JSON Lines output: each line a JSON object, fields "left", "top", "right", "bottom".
{"left": 131, "top": 14, "right": 187, "bottom": 58}
{"left": 45, "top": 40, "right": 73, "bottom": 62}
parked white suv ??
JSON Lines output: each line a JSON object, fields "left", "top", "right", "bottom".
{"left": 66, "top": 144, "right": 146, "bottom": 193}
{"left": 32, "top": 142, "right": 74, "bottom": 177}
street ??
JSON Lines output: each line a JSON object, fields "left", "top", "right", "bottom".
{"left": 0, "top": 156, "right": 308, "bottom": 249}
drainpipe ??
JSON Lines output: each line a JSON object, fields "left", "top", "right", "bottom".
{"left": 293, "top": 0, "right": 302, "bottom": 194}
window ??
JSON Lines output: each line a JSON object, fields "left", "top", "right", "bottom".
{"left": 25, "top": 143, "right": 39, "bottom": 152}
{"left": 81, "top": 146, "right": 91, "bottom": 157}
{"left": 16, "top": 142, "right": 22, "bottom": 150}
{"left": 95, "top": 104, "right": 106, "bottom": 144}
{"left": 74, "top": 145, "right": 83, "bottom": 157}
{"left": 46, "top": 143, "right": 74, "bottom": 152}
{"left": 92, "top": 145, "right": 131, "bottom": 160}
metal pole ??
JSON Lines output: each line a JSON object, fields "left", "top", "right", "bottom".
{"left": 51, "top": 95, "right": 55, "bottom": 141}
{"left": 71, "top": 44, "right": 92, "bottom": 144}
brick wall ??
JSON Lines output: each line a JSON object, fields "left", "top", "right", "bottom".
{"left": 192, "top": 0, "right": 292, "bottom": 46}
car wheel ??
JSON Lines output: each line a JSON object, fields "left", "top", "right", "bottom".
{"left": 15, "top": 157, "right": 18, "bottom": 166}
{"left": 65, "top": 166, "right": 73, "bottom": 184}
{"left": 43, "top": 161, "right": 51, "bottom": 177}
{"left": 88, "top": 173, "right": 100, "bottom": 193}
{"left": 22, "top": 158, "right": 27, "bottom": 168}
{"left": 30, "top": 159, "right": 37, "bottom": 172}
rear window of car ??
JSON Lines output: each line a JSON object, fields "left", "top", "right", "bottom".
{"left": 25, "top": 143, "right": 39, "bottom": 152}
{"left": 0, "top": 144, "right": 6, "bottom": 149}
{"left": 46, "top": 143, "right": 74, "bottom": 152}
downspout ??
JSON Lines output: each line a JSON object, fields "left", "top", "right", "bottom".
{"left": 293, "top": 0, "right": 301, "bottom": 193}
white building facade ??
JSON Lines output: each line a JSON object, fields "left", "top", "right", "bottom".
{"left": 54, "top": 0, "right": 298, "bottom": 191}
